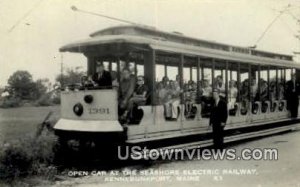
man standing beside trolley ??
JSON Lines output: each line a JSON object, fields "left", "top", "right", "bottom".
{"left": 209, "top": 88, "right": 228, "bottom": 149}
{"left": 286, "top": 73, "right": 300, "bottom": 119}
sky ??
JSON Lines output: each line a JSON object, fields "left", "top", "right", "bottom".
{"left": 0, "top": 0, "right": 300, "bottom": 87}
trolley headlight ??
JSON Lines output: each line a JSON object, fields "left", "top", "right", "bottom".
{"left": 73, "top": 103, "right": 83, "bottom": 116}
{"left": 84, "top": 95, "right": 93, "bottom": 104}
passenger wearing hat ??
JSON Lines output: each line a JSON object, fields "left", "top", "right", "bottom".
{"left": 209, "top": 88, "right": 228, "bottom": 149}
{"left": 91, "top": 62, "right": 112, "bottom": 89}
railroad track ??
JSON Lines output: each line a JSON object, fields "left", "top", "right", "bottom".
{"left": 54, "top": 123, "right": 299, "bottom": 170}
{"left": 137, "top": 123, "right": 300, "bottom": 158}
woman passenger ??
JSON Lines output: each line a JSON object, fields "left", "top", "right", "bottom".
{"left": 164, "top": 80, "right": 181, "bottom": 119}
{"left": 228, "top": 80, "right": 238, "bottom": 109}
{"left": 201, "top": 79, "right": 212, "bottom": 103}
{"left": 157, "top": 82, "right": 169, "bottom": 104}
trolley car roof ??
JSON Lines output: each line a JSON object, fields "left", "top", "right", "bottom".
{"left": 60, "top": 25, "right": 299, "bottom": 68}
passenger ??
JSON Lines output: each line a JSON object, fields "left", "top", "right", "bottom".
{"left": 111, "top": 71, "right": 119, "bottom": 88}
{"left": 241, "top": 79, "right": 249, "bottom": 100}
{"left": 184, "top": 81, "right": 197, "bottom": 116}
{"left": 200, "top": 79, "right": 213, "bottom": 117}
{"left": 190, "top": 82, "right": 197, "bottom": 103}
{"left": 162, "top": 76, "right": 169, "bottom": 89}
{"left": 126, "top": 76, "right": 148, "bottom": 118}
{"left": 80, "top": 75, "right": 93, "bottom": 89}
{"left": 241, "top": 79, "right": 250, "bottom": 114}
{"left": 92, "top": 62, "right": 112, "bottom": 88}
{"left": 176, "top": 74, "right": 180, "bottom": 83}
{"left": 278, "top": 82, "right": 285, "bottom": 100}
{"left": 201, "top": 79, "right": 212, "bottom": 102}
{"left": 183, "top": 84, "right": 192, "bottom": 114}
{"left": 269, "top": 80, "right": 277, "bottom": 112}
{"left": 156, "top": 76, "right": 171, "bottom": 104}
{"left": 286, "top": 73, "right": 300, "bottom": 118}
{"left": 132, "top": 76, "right": 148, "bottom": 102}
{"left": 164, "top": 80, "right": 181, "bottom": 119}
{"left": 155, "top": 82, "right": 161, "bottom": 104}
{"left": 250, "top": 78, "right": 258, "bottom": 101}
{"left": 228, "top": 80, "right": 238, "bottom": 109}
{"left": 197, "top": 80, "right": 203, "bottom": 96}
{"left": 80, "top": 75, "right": 88, "bottom": 85}
{"left": 187, "top": 80, "right": 194, "bottom": 87}
{"left": 157, "top": 82, "right": 169, "bottom": 104}
{"left": 175, "top": 75, "right": 181, "bottom": 92}
{"left": 119, "top": 68, "right": 136, "bottom": 119}
{"left": 259, "top": 79, "right": 268, "bottom": 102}
{"left": 269, "top": 80, "right": 276, "bottom": 101}
{"left": 215, "top": 76, "right": 226, "bottom": 98}
{"left": 168, "top": 80, "right": 181, "bottom": 98}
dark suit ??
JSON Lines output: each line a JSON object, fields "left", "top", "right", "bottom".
{"left": 209, "top": 99, "right": 228, "bottom": 149}
{"left": 92, "top": 70, "right": 112, "bottom": 88}
{"left": 286, "top": 80, "right": 300, "bottom": 118}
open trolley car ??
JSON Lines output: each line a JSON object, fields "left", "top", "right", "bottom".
{"left": 54, "top": 25, "right": 300, "bottom": 153}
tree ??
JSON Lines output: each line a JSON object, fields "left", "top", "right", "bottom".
{"left": 55, "top": 67, "right": 85, "bottom": 86}
{"left": 30, "top": 79, "right": 48, "bottom": 99}
{"left": 7, "top": 71, "right": 35, "bottom": 100}
{"left": 7, "top": 71, "right": 48, "bottom": 100}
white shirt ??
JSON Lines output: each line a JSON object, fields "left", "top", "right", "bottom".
{"left": 217, "top": 83, "right": 226, "bottom": 97}
{"left": 202, "top": 86, "right": 212, "bottom": 97}
{"left": 215, "top": 98, "right": 220, "bottom": 106}
{"left": 229, "top": 87, "right": 238, "bottom": 101}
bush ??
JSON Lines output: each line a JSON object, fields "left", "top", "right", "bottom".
{"left": 35, "top": 95, "right": 52, "bottom": 107}
{"left": 0, "top": 133, "right": 58, "bottom": 181}
{"left": 35, "top": 92, "right": 61, "bottom": 106}
{"left": 0, "top": 97, "right": 21, "bottom": 108}
{"left": 51, "top": 96, "right": 61, "bottom": 105}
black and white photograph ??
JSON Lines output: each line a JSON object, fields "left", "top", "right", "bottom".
{"left": 1, "top": 0, "right": 300, "bottom": 186}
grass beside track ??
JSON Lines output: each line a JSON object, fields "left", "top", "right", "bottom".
{"left": 0, "top": 106, "right": 60, "bottom": 142}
